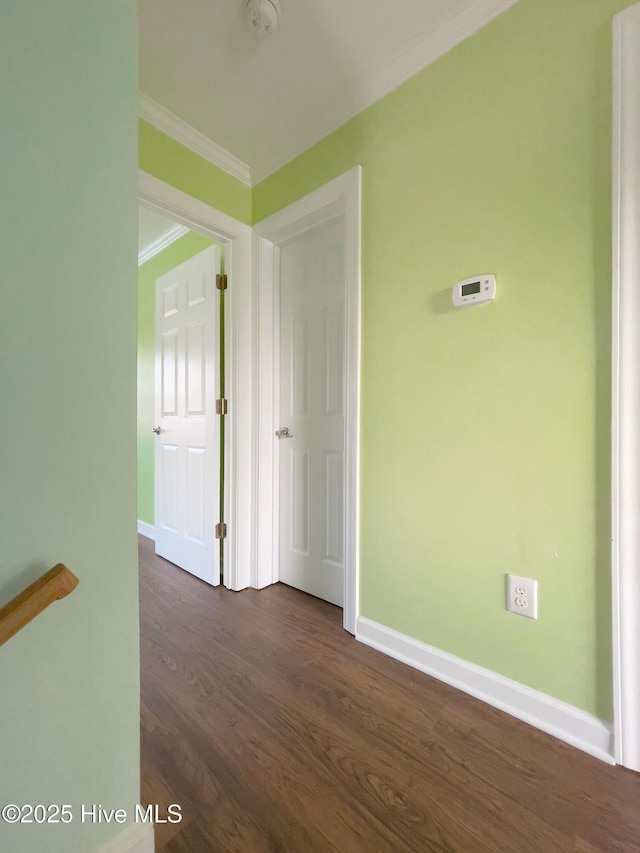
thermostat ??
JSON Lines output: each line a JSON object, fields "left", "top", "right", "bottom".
{"left": 452, "top": 274, "right": 496, "bottom": 307}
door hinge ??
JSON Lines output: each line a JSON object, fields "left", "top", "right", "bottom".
{"left": 216, "top": 273, "right": 228, "bottom": 291}
{"left": 216, "top": 398, "right": 228, "bottom": 415}
{"left": 215, "top": 522, "right": 227, "bottom": 540}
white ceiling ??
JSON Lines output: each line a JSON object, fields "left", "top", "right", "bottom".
{"left": 139, "top": 0, "right": 519, "bottom": 184}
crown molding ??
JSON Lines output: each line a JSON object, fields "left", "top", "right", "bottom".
{"left": 140, "top": 0, "right": 519, "bottom": 186}
{"left": 138, "top": 222, "right": 189, "bottom": 266}
{"left": 365, "top": 0, "right": 520, "bottom": 108}
{"left": 251, "top": 0, "right": 521, "bottom": 183}
{"left": 139, "top": 93, "right": 252, "bottom": 187}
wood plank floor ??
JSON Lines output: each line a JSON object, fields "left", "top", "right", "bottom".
{"left": 139, "top": 536, "right": 640, "bottom": 852}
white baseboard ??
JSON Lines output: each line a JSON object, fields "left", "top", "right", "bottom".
{"left": 356, "top": 616, "right": 614, "bottom": 765}
{"left": 99, "top": 823, "right": 154, "bottom": 853}
{"left": 137, "top": 520, "right": 156, "bottom": 541}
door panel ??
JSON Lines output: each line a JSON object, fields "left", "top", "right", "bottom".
{"left": 186, "top": 321, "right": 206, "bottom": 415}
{"left": 325, "top": 450, "right": 344, "bottom": 565}
{"left": 278, "top": 220, "right": 345, "bottom": 606}
{"left": 323, "top": 304, "right": 344, "bottom": 416}
{"left": 160, "top": 444, "right": 178, "bottom": 532}
{"left": 154, "top": 245, "right": 220, "bottom": 585}
{"left": 161, "top": 330, "right": 178, "bottom": 416}
{"left": 290, "top": 448, "right": 310, "bottom": 555}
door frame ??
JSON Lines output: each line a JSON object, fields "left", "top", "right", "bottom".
{"left": 253, "top": 166, "right": 362, "bottom": 634}
{"left": 139, "top": 170, "right": 253, "bottom": 591}
{"left": 611, "top": 3, "right": 640, "bottom": 772}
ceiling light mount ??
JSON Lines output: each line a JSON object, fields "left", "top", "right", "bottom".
{"left": 244, "top": 0, "right": 281, "bottom": 38}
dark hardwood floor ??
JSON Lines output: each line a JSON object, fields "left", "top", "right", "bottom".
{"left": 139, "top": 536, "right": 640, "bottom": 852}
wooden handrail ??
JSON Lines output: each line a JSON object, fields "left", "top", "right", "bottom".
{"left": 0, "top": 564, "right": 79, "bottom": 647}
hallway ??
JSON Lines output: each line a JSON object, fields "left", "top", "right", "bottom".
{"left": 139, "top": 537, "right": 640, "bottom": 852}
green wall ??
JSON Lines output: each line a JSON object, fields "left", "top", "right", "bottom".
{"left": 254, "top": 0, "right": 628, "bottom": 719}
{"left": 138, "top": 232, "right": 218, "bottom": 524}
{"left": 140, "top": 120, "right": 252, "bottom": 225}
{"left": 137, "top": 0, "right": 630, "bottom": 719}
{"left": 0, "top": 3, "right": 139, "bottom": 852}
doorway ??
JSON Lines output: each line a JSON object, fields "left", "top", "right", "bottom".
{"left": 138, "top": 171, "right": 253, "bottom": 591}
{"left": 277, "top": 219, "right": 346, "bottom": 606}
{"left": 137, "top": 168, "right": 360, "bottom": 616}
{"left": 254, "top": 166, "right": 362, "bottom": 633}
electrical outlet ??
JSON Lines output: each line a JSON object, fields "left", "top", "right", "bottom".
{"left": 506, "top": 574, "right": 538, "bottom": 619}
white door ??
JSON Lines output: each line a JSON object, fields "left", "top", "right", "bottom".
{"left": 154, "top": 245, "right": 220, "bottom": 585}
{"left": 278, "top": 220, "right": 345, "bottom": 606}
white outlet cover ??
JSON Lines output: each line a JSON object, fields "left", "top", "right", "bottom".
{"left": 506, "top": 574, "right": 538, "bottom": 620}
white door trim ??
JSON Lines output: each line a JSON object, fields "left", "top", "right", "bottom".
{"left": 253, "top": 166, "right": 362, "bottom": 634}
{"left": 139, "top": 170, "right": 253, "bottom": 591}
{"left": 611, "top": 3, "right": 640, "bottom": 772}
